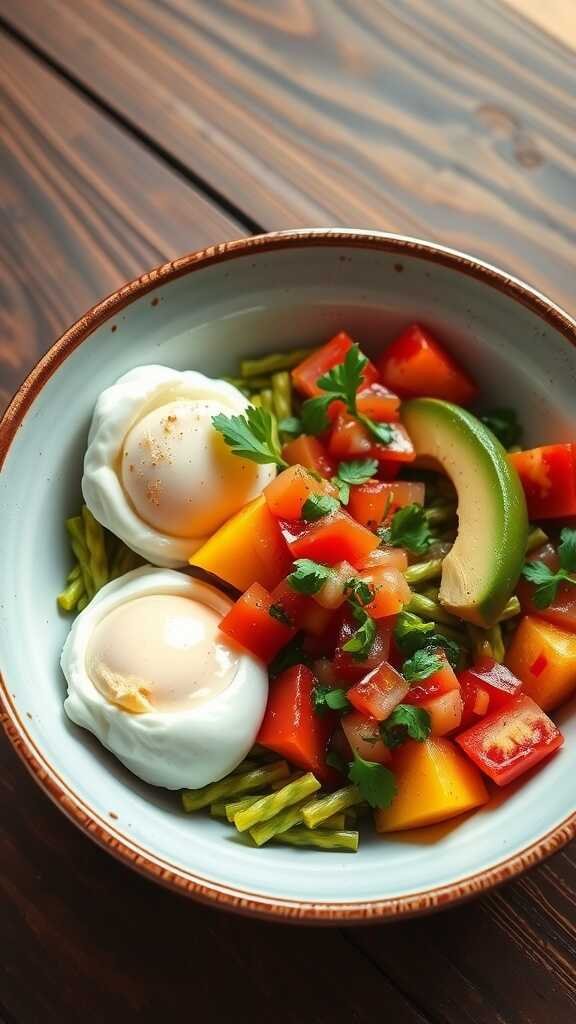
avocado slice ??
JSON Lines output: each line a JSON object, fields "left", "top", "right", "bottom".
{"left": 401, "top": 398, "right": 528, "bottom": 627}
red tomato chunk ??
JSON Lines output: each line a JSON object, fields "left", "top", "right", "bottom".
{"left": 455, "top": 695, "right": 563, "bottom": 786}
{"left": 279, "top": 510, "right": 378, "bottom": 566}
{"left": 348, "top": 479, "right": 425, "bottom": 530}
{"left": 347, "top": 661, "right": 409, "bottom": 721}
{"left": 333, "top": 614, "right": 393, "bottom": 683}
{"left": 509, "top": 444, "right": 576, "bottom": 519}
{"left": 257, "top": 665, "right": 336, "bottom": 783}
{"left": 377, "top": 324, "right": 478, "bottom": 405}
{"left": 458, "top": 658, "right": 523, "bottom": 729}
{"left": 219, "top": 582, "right": 296, "bottom": 663}
{"left": 405, "top": 652, "right": 459, "bottom": 705}
{"left": 341, "top": 711, "right": 391, "bottom": 764}
{"left": 292, "top": 332, "right": 379, "bottom": 398}
{"left": 282, "top": 435, "right": 336, "bottom": 479}
{"left": 518, "top": 542, "right": 576, "bottom": 633}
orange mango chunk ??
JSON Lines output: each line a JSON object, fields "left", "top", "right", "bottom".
{"left": 505, "top": 614, "right": 576, "bottom": 712}
{"left": 189, "top": 496, "right": 292, "bottom": 592}
{"left": 374, "top": 737, "right": 489, "bottom": 833}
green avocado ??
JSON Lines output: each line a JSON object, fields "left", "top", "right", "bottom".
{"left": 401, "top": 398, "right": 528, "bottom": 627}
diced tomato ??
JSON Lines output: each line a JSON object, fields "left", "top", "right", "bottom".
{"left": 421, "top": 689, "right": 464, "bottom": 736}
{"left": 356, "top": 383, "right": 400, "bottom": 422}
{"left": 298, "top": 600, "right": 335, "bottom": 637}
{"left": 292, "top": 332, "right": 379, "bottom": 398}
{"left": 282, "top": 435, "right": 336, "bottom": 480}
{"left": 328, "top": 414, "right": 414, "bottom": 468}
{"left": 377, "top": 324, "right": 478, "bottom": 404}
{"left": 358, "top": 564, "right": 411, "bottom": 619}
{"left": 269, "top": 577, "right": 309, "bottom": 627}
{"left": 509, "top": 444, "right": 576, "bottom": 519}
{"left": 405, "top": 651, "right": 460, "bottom": 705}
{"left": 264, "top": 464, "right": 337, "bottom": 520}
{"left": 347, "top": 661, "right": 409, "bottom": 721}
{"left": 257, "top": 665, "right": 336, "bottom": 783}
{"left": 333, "top": 613, "right": 393, "bottom": 683}
{"left": 348, "top": 479, "right": 425, "bottom": 530}
{"left": 518, "top": 542, "right": 576, "bottom": 632}
{"left": 357, "top": 547, "right": 409, "bottom": 572}
{"left": 458, "top": 658, "right": 523, "bottom": 729}
{"left": 279, "top": 510, "right": 378, "bottom": 567}
{"left": 313, "top": 560, "right": 356, "bottom": 610}
{"left": 456, "top": 694, "right": 563, "bottom": 786}
{"left": 341, "top": 711, "right": 391, "bottom": 764}
{"left": 220, "top": 582, "right": 296, "bottom": 663}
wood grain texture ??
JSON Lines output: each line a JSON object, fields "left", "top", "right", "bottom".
{"left": 1, "top": 0, "right": 576, "bottom": 311}
{"left": 0, "top": 28, "right": 241, "bottom": 412}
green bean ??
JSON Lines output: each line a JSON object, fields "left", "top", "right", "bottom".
{"left": 77, "top": 595, "right": 88, "bottom": 612}
{"left": 486, "top": 624, "right": 505, "bottom": 663}
{"left": 271, "top": 371, "right": 292, "bottom": 421}
{"left": 420, "top": 584, "right": 440, "bottom": 600}
{"left": 302, "top": 785, "right": 362, "bottom": 829}
{"left": 110, "top": 544, "right": 142, "bottom": 580}
{"left": 526, "top": 526, "right": 548, "bottom": 554}
{"left": 424, "top": 503, "right": 457, "bottom": 527}
{"left": 57, "top": 576, "right": 85, "bottom": 613}
{"left": 270, "top": 770, "right": 304, "bottom": 791}
{"left": 66, "top": 516, "right": 94, "bottom": 599}
{"left": 248, "top": 744, "right": 279, "bottom": 762}
{"left": 82, "top": 506, "right": 108, "bottom": 592}
{"left": 224, "top": 794, "right": 267, "bottom": 823}
{"left": 67, "top": 563, "right": 82, "bottom": 583}
{"left": 181, "top": 760, "right": 290, "bottom": 812}
{"left": 406, "top": 593, "right": 458, "bottom": 625}
{"left": 209, "top": 802, "right": 228, "bottom": 819}
{"left": 231, "top": 758, "right": 261, "bottom": 775}
{"left": 404, "top": 558, "right": 444, "bottom": 585}
{"left": 234, "top": 772, "right": 321, "bottom": 832}
{"left": 307, "top": 811, "right": 346, "bottom": 830}
{"left": 240, "top": 348, "right": 315, "bottom": 378}
{"left": 249, "top": 801, "right": 308, "bottom": 847}
{"left": 273, "top": 827, "right": 359, "bottom": 852}
{"left": 434, "top": 622, "right": 471, "bottom": 647}
{"left": 225, "top": 375, "right": 273, "bottom": 391}
{"left": 466, "top": 624, "right": 493, "bottom": 661}
{"left": 259, "top": 388, "right": 274, "bottom": 413}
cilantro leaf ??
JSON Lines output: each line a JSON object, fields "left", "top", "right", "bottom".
{"left": 345, "top": 577, "right": 374, "bottom": 607}
{"left": 430, "top": 634, "right": 461, "bottom": 671}
{"left": 348, "top": 753, "right": 397, "bottom": 809}
{"left": 301, "top": 395, "right": 336, "bottom": 435}
{"left": 394, "top": 611, "right": 435, "bottom": 655}
{"left": 317, "top": 345, "right": 367, "bottom": 412}
{"left": 331, "top": 476, "right": 350, "bottom": 505}
{"left": 302, "top": 493, "right": 341, "bottom": 521}
{"left": 288, "top": 558, "right": 334, "bottom": 595}
{"left": 480, "top": 408, "right": 523, "bottom": 449}
{"left": 313, "top": 686, "right": 352, "bottom": 714}
{"left": 359, "top": 416, "right": 394, "bottom": 446}
{"left": 380, "top": 705, "right": 431, "bottom": 750}
{"left": 212, "top": 407, "right": 287, "bottom": 467}
{"left": 378, "top": 503, "right": 432, "bottom": 555}
{"left": 558, "top": 528, "right": 576, "bottom": 572}
{"left": 336, "top": 458, "right": 379, "bottom": 486}
{"left": 521, "top": 558, "right": 576, "bottom": 609}
{"left": 402, "top": 648, "right": 443, "bottom": 683}
{"left": 269, "top": 603, "right": 293, "bottom": 626}
{"left": 342, "top": 605, "right": 376, "bottom": 659}
{"left": 278, "top": 416, "right": 302, "bottom": 438}
{"left": 269, "top": 637, "right": 312, "bottom": 677}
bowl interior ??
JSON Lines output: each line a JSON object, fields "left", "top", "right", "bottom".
{"left": 1, "top": 237, "right": 575, "bottom": 916}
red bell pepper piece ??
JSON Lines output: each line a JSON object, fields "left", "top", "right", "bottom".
{"left": 458, "top": 657, "right": 523, "bottom": 729}
{"left": 518, "top": 543, "right": 576, "bottom": 633}
{"left": 455, "top": 694, "right": 563, "bottom": 786}
{"left": 291, "top": 332, "right": 379, "bottom": 398}
{"left": 347, "top": 661, "right": 409, "bottom": 721}
{"left": 404, "top": 651, "right": 459, "bottom": 705}
{"left": 377, "top": 323, "right": 478, "bottom": 404}
{"left": 256, "top": 664, "right": 336, "bottom": 783}
{"left": 219, "top": 582, "right": 296, "bottom": 663}
{"left": 509, "top": 444, "right": 576, "bottom": 519}
{"left": 348, "top": 479, "right": 425, "bottom": 529}
{"left": 332, "top": 613, "right": 393, "bottom": 683}
{"left": 279, "top": 510, "right": 378, "bottom": 566}
{"left": 356, "top": 383, "right": 400, "bottom": 422}
{"left": 282, "top": 434, "right": 336, "bottom": 480}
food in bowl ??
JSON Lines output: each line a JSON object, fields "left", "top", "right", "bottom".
{"left": 58, "top": 324, "right": 574, "bottom": 853}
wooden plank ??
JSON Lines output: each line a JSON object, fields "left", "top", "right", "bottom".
{"left": 501, "top": 0, "right": 576, "bottom": 50}
{"left": 1, "top": 0, "right": 576, "bottom": 310}
{"left": 0, "top": 34, "right": 425, "bottom": 1024}
{"left": 0, "top": 28, "right": 242, "bottom": 413}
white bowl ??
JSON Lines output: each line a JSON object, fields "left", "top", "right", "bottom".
{"left": 1, "top": 229, "right": 575, "bottom": 923}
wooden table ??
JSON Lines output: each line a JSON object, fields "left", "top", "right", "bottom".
{"left": 1, "top": 3, "right": 574, "bottom": 1020}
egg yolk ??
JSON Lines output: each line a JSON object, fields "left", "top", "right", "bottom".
{"left": 85, "top": 594, "right": 239, "bottom": 713}
{"left": 120, "top": 398, "right": 260, "bottom": 538}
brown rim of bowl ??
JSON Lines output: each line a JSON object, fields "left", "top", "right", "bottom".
{"left": 1, "top": 228, "right": 575, "bottom": 924}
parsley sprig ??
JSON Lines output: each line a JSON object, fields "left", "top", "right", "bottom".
{"left": 301, "top": 493, "right": 341, "bottom": 521}
{"left": 288, "top": 558, "right": 377, "bottom": 660}
{"left": 287, "top": 558, "right": 334, "bottom": 595}
{"left": 300, "top": 344, "right": 393, "bottom": 444}
{"left": 521, "top": 528, "right": 576, "bottom": 608}
{"left": 394, "top": 611, "right": 461, "bottom": 670}
{"left": 332, "top": 458, "right": 378, "bottom": 504}
{"left": 378, "top": 503, "right": 433, "bottom": 555}
{"left": 380, "top": 705, "right": 431, "bottom": 750}
{"left": 348, "top": 753, "right": 397, "bottom": 808}
{"left": 401, "top": 648, "right": 443, "bottom": 683}
{"left": 313, "top": 686, "right": 351, "bottom": 714}
{"left": 212, "top": 407, "right": 287, "bottom": 467}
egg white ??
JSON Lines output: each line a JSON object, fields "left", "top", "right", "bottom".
{"left": 62, "top": 567, "right": 269, "bottom": 790}
{"left": 82, "top": 365, "right": 275, "bottom": 567}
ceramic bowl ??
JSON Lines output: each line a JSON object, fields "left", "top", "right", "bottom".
{"left": 1, "top": 229, "right": 575, "bottom": 924}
